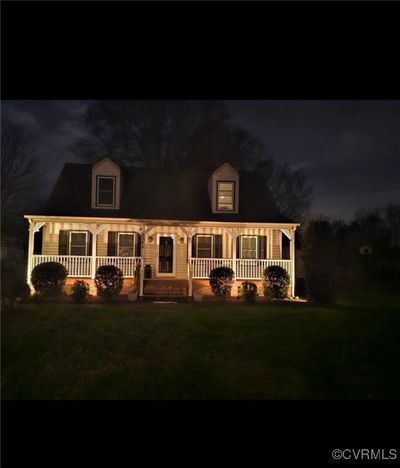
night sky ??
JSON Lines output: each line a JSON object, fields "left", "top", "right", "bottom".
{"left": 2, "top": 100, "right": 400, "bottom": 220}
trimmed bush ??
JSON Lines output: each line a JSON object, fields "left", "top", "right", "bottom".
{"left": 1, "top": 261, "right": 31, "bottom": 310}
{"left": 95, "top": 265, "right": 124, "bottom": 299}
{"left": 31, "top": 261, "right": 67, "bottom": 297}
{"left": 71, "top": 280, "right": 90, "bottom": 303}
{"left": 209, "top": 266, "right": 235, "bottom": 297}
{"left": 263, "top": 265, "right": 290, "bottom": 300}
{"left": 240, "top": 281, "right": 257, "bottom": 304}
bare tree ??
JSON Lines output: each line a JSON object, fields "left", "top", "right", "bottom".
{"left": 265, "top": 160, "right": 314, "bottom": 221}
{"left": 1, "top": 120, "right": 44, "bottom": 236}
{"left": 72, "top": 100, "right": 313, "bottom": 220}
{"left": 71, "top": 100, "right": 228, "bottom": 168}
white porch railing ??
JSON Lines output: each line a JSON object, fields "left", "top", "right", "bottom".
{"left": 96, "top": 256, "right": 141, "bottom": 278}
{"left": 31, "top": 255, "right": 92, "bottom": 277}
{"left": 235, "top": 259, "right": 291, "bottom": 280}
{"left": 190, "top": 258, "right": 292, "bottom": 280}
{"left": 31, "top": 255, "right": 141, "bottom": 278}
{"left": 190, "top": 258, "right": 234, "bottom": 279}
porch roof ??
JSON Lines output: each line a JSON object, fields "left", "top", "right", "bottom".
{"left": 36, "top": 163, "right": 294, "bottom": 224}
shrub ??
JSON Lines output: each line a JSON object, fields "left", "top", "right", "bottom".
{"left": 263, "top": 265, "right": 290, "bottom": 300}
{"left": 30, "top": 261, "right": 67, "bottom": 297}
{"left": 71, "top": 280, "right": 90, "bottom": 303}
{"left": 240, "top": 281, "right": 257, "bottom": 304}
{"left": 95, "top": 265, "right": 124, "bottom": 299}
{"left": 209, "top": 266, "right": 235, "bottom": 297}
{"left": 302, "top": 219, "right": 336, "bottom": 303}
{"left": 1, "top": 261, "right": 31, "bottom": 310}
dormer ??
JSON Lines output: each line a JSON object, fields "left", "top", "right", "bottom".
{"left": 209, "top": 163, "right": 239, "bottom": 214}
{"left": 91, "top": 157, "right": 121, "bottom": 210}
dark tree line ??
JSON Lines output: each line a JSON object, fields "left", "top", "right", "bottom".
{"left": 71, "top": 100, "right": 313, "bottom": 221}
{"left": 300, "top": 203, "right": 400, "bottom": 302}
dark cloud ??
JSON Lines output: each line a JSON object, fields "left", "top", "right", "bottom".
{"left": 2, "top": 100, "right": 400, "bottom": 220}
{"left": 228, "top": 100, "right": 400, "bottom": 219}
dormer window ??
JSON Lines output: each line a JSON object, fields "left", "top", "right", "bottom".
{"left": 97, "top": 176, "right": 116, "bottom": 207}
{"left": 92, "top": 157, "right": 121, "bottom": 210}
{"left": 217, "top": 181, "right": 235, "bottom": 211}
{"left": 209, "top": 163, "right": 239, "bottom": 214}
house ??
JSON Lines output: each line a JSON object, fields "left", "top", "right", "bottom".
{"left": 25, "top": 157, "right": 299, "bottom": 297}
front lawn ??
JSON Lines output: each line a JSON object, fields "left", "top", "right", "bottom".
{"left": 2, "top": 291, "right": 400, "bottom": 399}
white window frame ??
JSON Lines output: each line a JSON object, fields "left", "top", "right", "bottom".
{"left": 117, "top": 232, "right": 135, "bottom": 258}
{"left": 69, "top": 231, "right": 88, "bottom": 256}
{"left": 196, "top": 234, "right": 213, "bottom": 258}
{"left": 217, "top": 180, "right": 235, "bottom": 211}
{"left": 240, "top": 235, "right": 258, "bottom": 259}
{"left": 96, "top": 176, "right": 116, "bottom": 207}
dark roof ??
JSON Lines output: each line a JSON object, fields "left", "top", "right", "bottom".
{"left": 39, "top": 163, "right": 293, "bottom": 223}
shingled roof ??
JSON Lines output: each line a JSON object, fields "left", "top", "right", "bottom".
{"left": 40, "top": 163, "right": 293, "bottom": 223}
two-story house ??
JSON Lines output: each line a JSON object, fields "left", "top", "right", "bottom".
{"left": 25, "top": 157, "right": 299, "bottom": 297}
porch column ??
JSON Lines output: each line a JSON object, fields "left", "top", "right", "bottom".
{"left": 27, "top": 220, "right": 35, "bottom": 290}
{"left": 224, "top": 228, "right": 241, "bottom": 278}
{"left": 187, "top": 234, "right": 193, "bottom": 297}
{"left": 27, "top": 220, "right": 46, "bottom": 291}
{"left": 84, "top": 223, "right": 106, "bottom": 280}
{"left": 290, "top": 227, "right": 296, "bottom": 297}
{"left": 91, "top": 224, "right": 97, "bottom": 279}
{"left": 139, "top": 232, "right": 145, "bottom": 297}
{"left": 138, "top": 226, "right": 156, "bottom": 297}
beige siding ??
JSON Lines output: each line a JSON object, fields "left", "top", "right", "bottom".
{"left": 271, "top": 229, "right": 282, "bottom": 259}
{"left": 40, "top": 223, "right": 286, "bottom": 268}
{"left": 99, "top": 224, "right": 141, "bottom": 257}
{"left": 42, "top": 222, "right": 100, "bottom": 255}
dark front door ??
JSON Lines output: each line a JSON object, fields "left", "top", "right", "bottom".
{"left": 159, "top": 236, "right": 174, "bottom": 274}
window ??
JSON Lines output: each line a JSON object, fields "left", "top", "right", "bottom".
{"left": 241, "top": 236, "right": 257, "bottom": 259}
{"left": 196, "top": 235, "right": 213, "bottom": 258}
{"left": 97, "top": 176, "right": 116, "bottom": 206}
{"left": 69, "top": 231, "right": 88, "bottom": 256}
{"left": 118, "top": 233, "right": 135, "bottom": 257}
{"left": 217, "top": 181, "right": 235, "bottom": 211}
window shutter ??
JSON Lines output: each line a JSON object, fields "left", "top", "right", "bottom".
{"left": 59, "top": 230, "right": 69, "bottom": 255}
{"left": 258, "top": 235, "right": 267, "bottom": 259}
{"left": 87, "top": 232, "right": 93, "bottom": 256}
{"left": 107, "top": 231, "right": 117, "bottom": 256}
{"left": 134, "top": 233, "right": 141, "bottom": 257}
{"left": 213, "top": 235, "right": 223, "bottom": 258}
{"left": 192, "top": 235, "right": 197, "bottom": 258}
{"left": 236, "top": 236, "right": 241, "bottom": 259}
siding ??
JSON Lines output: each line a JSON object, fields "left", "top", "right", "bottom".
{"left": 41, "top": 224, "right": 287, "bottom": 274}
{"left": 271, "top": 229, "right": 282, "bottom": 259}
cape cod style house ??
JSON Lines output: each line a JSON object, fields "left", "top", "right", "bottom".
{"left": 25, "top": 158, "right": 299, "bottom": 297}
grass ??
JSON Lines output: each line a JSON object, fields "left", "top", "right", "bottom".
{"left": 2, "top": 290, "right": 400, "bottom": 399}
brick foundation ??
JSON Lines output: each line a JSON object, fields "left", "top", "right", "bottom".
{"left": 192, "top": 279, "right": 291, "bottom": 297}
{"left": 64, "top": 278, "right": 136, "bottom": 295}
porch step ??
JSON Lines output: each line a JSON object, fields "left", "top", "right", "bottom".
{"left": 143, "top": 279, "right": 188, "bottom": 296}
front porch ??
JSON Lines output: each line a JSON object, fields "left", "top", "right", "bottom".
{"left": 25, "top": 216, "right": 298, "bottom": 297}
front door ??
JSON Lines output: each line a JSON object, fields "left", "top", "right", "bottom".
{"left": 158, "top": 236, "right": 174, "bottom": 274}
